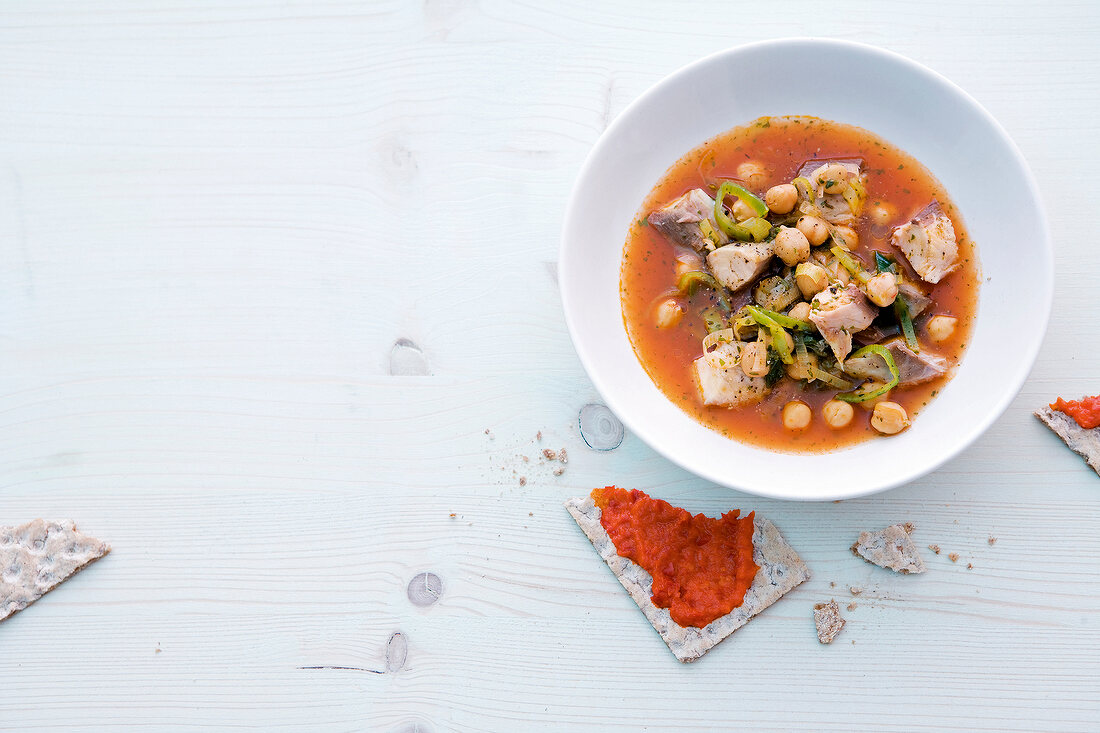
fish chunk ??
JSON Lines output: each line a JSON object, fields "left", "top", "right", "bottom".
{"left": 798, "top": 159, "right": 864, "bottom": 225}
{"left": 892, "top": 202, "right": 959, "bottom": 284}
{"left": 648, "top": 188, "right": 729, "bottom": 251}
{"left": 809, "top": 284, "right": 877, "bottom": 362}
{"left": 842, "top": 338, "right": 948, "bottom": 385}
{"left": 706, "top": 241, "right": 773, "bottom": 292}
{"left": 897, "top": 281, "right": 931, "bottom": 318}
{"left": 693, "top": 342, "right": 768, "bottom": 407}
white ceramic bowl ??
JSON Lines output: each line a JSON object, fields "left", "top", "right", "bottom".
{"left": 560, "top": 39, "right": 1052, "bottom": 501}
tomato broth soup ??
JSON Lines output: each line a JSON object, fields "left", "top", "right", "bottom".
{"left": 620, "top": 116, "right": 979, "bottom": 452}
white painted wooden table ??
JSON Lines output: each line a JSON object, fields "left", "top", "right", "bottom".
{"left": 0, "top": 1, "right": 1097, "bottom": 730}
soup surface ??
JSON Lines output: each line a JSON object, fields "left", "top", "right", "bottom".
{"left": 620, "top": 116, "right": 979, "bottom": 452}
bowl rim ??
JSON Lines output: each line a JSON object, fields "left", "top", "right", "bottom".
{"left": 559, "top": 38, "right": 1053, "bottom": 501}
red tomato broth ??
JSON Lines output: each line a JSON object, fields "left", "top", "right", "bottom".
{"left": 592, "top": 487, "right": 758, "bottom": 628}
{"left": 620, "top": 116, "right": 980, "bottom": 452}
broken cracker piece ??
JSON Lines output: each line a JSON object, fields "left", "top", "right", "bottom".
{"left": 813, "top": 600, "right": 845, "bottom": 644}
{"left": 564, "top": 495, "right": 810, "bottom": 663}
{"left": 851, "top": 523, "right": 926, "bottom": 574}
{"left": 1035, "top": 406, "right": 1100, "bottom": 477}
{"left": 1, "top": 520, "right": 110, "bottom": 622}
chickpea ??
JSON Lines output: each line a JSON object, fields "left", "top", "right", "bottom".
{"left": 788, "top": 301, "right": 812, "bottom": 321}
{"left": 795, "top": 262, "right": 829, "bottom": 298}
{"left": 737, "top": 160, "right": 767, "bottom": 190}
{"left": 796, "top": 215, "right": 829, "bottom": 246}
{"left": 740, "top": 341, "right": 769, "bottom": 377}
{"left": 774, "top": 226, "right": 811, "bottom": 266}
{"left": 927, "top": 315, "right": 958, "bottom": 342}
{"left": 655, "top": 298, "right": 683, "bottom": 328}
{"left": 675, "top": 255, "right": 703, "bottom": 278}
{"left": 786, "top": 353, "right": 818, "bottom": 381}
{"left": 832, "top": 225, "right": 858, "bottom": 249}
{"left": 869, "top": 203, "right": 896, "bottom": 226}
{"left": 731, "top": 198, "right": 755, "bottom": 221}
{"left": 782, "top": 401, "right": 812, "bottom": 431}
{"left": 822, "top": 400, "right": 854, "bottom": 429}
{"left": 871, "top": 401, "right": 910, "bottom": 435}
{"left": 865, "top": 272, "right": 899, "bottom": 307}
{"left": 816, "top": 163, "right": 850, "bottom": 194}
{"left": 765, "top": 184, "right": 798, "bottom": 215}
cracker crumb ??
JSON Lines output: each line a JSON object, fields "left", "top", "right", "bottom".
{"left": 948, "top": 552, "right": 959, "bottom": 563}
{"left": 829, "top": 581, "right": 836, "bottom": 588}
{"left": 542, "top": 449, "right": 558, "bottom": 460}
{"left": 519, "top": 477, "right": 527, "bottom": 487}
{"left": 848, "top": 586, "right": 862, "bottom": 596}
{"left": 902, "top": 522, "right": 915, "bottom": 534}
{"left": 449, "top": 513, "right": 456, "bottom": 518}
{"left": 967, "top": 563, "right": 973, "bottom": 570}
{"left": 552, "top": 467, "right": 564, "bottom": 476}
{"left": 536, "top": 431, "right": 542, "bottom": 441}
{"left": 559, "top": 448, "right": 569, "bottom": 464}
{"left": 988, "top": 536, "right": 997, "bottom": 546}
{"left": 929, "top": 544, "right": 941, "bottom": 554}
{"left": 813, "top": 600, "right": 845, "bottom": 644}
{"left": 846, "top": 602, "right": 857, "bottom": 611}
{"left": 528, "top": 512, "right": 533, "bottom": 517}
{"left": 484, "top": 428, "right": 489, "bottom": 434}
{"left": 522, "top": 455, "right": 529, "bottom": 463}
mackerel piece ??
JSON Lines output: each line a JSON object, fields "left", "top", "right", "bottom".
{"left": 564, "top": 495, "right": 810, "bottom": 663}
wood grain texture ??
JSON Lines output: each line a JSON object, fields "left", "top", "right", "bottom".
{"left": 0, "top": 0, "right": 1098, "bottom": 730}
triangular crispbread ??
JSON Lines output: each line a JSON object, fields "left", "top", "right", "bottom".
{"left": 564, "top": 495, "right": 810, "bottom": 663}
{"left": 1036, "top": 406, "right": 1100, "bottom": 477}
{"left": 1, "top": 519, "right": 110, "bottom": 622}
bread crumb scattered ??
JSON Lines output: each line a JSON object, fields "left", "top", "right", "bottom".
{"left": 929, "top": 544, "right": 941, "bottom": 554}
{"left": 449, "top": 513, "right": 456, "bottom": 518}
{"left": 813, "top": 600, "right": 845, "bottom": 644}
{"left": 559, "top": 448, "right": 569, "bottom": 464}
{"left": 848, "top": 586, "right": 862, "bottom": 596}
{"left": 846, "top": 602, "right": 857, "bottom": 612}
{"left": 988, "top": 536, "right": 997, "bottom": 546}
{"left": 536, "top": 431, "right": 542, "bottom": 441}
{"left": 518, "top": 477, "right": 527, "bottom": 487}
{"left": 829, "top": 581, "right": 836, "bottom": 588}
{"left": 522, "top": 455, "right": 529, "bottom": 463}
{"left": 967, "top": 563, "right": 973, "bottom": 570}
{"left": 948, "top": 552, "right": 959, "bottom": 563}
{"left": 903, "top": 522, "right": 915, "bottom": 534}
{"left": 528, "top": 512, "right": 533, "bottom": 517}
{"left": 552, "top": 467, "right": 565, "bottom": 477}
{"left": 543, "top": 449, "right": 558, "bottom": 460}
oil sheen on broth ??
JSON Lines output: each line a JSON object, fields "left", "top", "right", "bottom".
{"left": 620, "top": 116, "right": 979, "bottom": 452}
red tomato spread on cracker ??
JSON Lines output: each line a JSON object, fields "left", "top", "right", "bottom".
{"left": 1051, "top": 395, "right": 1100, "bottom": 430}
{"left": 591, "top": 487, "right": 758, "bottom": 628}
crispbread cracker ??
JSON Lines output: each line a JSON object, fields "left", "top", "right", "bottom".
{"left": 1036, "top": 406, "right": 1100, "bottom": 477}
{"left": 851, "top": 523, "right": 926, "bottom": 574}
{"left": 564, "top": 495, "right": 810, "bottom": 663}
{"left": 1, "top": 519, "right": 110, "bottom": 622}
{"left": 813, "top": 599, "right": 845, "bottom": 644}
